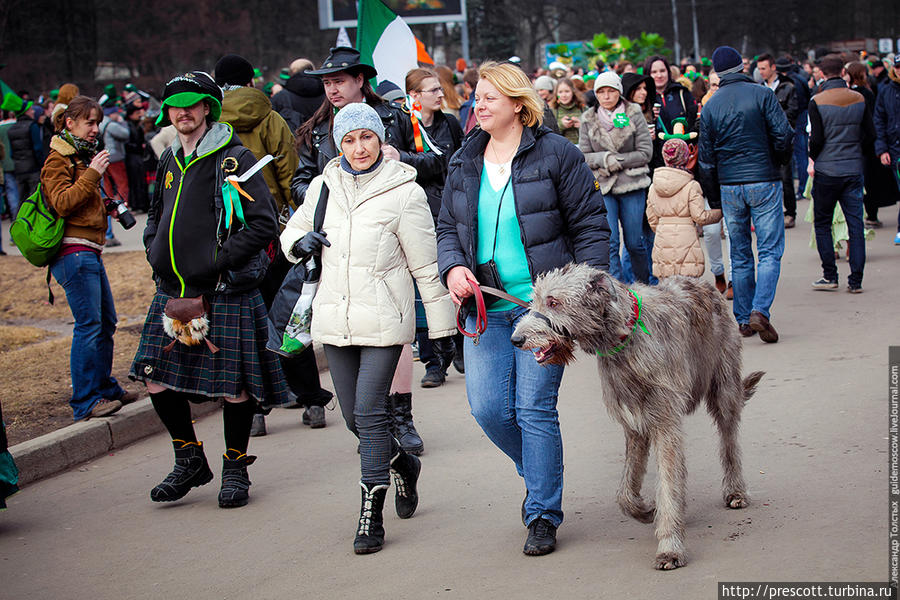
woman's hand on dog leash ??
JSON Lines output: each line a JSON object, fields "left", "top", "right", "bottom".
{"left": 446, "top": 265, "right": 476, "bottom": 305}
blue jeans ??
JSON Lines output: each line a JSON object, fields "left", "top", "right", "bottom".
{"left": 50, "top": 252, "right": 124, "bottom": 420}
{"left": 604, "top": 190, "right": 650, "bottom": 284}
{"left": 464, "top": 307, "right": 565, "bottom": 527}
{"left": 720, "top": 181, "right": 785, "bottom": 324}
{"left": 4, "top": 173, "right": 20, "bottom": 218}
{"left": 812, "top": 172, "right": 865, "bottom": 288}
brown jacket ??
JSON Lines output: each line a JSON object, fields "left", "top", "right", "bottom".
{"left": 41, "top": 135, "right": 107, "bottom": 246}
{"left": 646, "top": 167, "right": 721, "bottom": 278}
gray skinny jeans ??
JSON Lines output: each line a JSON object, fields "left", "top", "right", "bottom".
{"left": 323, "top": 344, "right": 403, "bottom": 485}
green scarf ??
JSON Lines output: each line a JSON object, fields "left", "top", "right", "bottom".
{"left": 61, "top": 130, "right": 99, "bottom": 160}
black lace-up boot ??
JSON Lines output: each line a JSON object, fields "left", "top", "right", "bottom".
{"left": 390, "top": 449, "right": 421, "bottom": 519}
{"left": 150, "top": 440, "right": 213, "bottom": 502}
{"left": 388, "top": 393, "right": 424, "bottom": 455}
{"left": 354, "top": 482, "right": 389, "bottom": 554}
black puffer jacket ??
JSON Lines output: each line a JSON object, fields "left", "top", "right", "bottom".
{"left": 698, "top": 73, "right": 794, "bottom": 186}
{"left": 8, "top": 116, "right": 42, "bottom": 175}
{"left": 414, "top": 110, "right": 463, "bottom": 221}
{"left": 436, "top": 126, "right": 610, "bottom": 285}
{"left": 145, "top": 123, "right": 279, "bottom": 297}
{"left": 651, "top": 80, "right": 698, "bottom": 170}
{"left": 270, "top": 73, "right": 325, "bottom": 132}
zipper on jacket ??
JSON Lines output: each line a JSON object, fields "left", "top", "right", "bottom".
{"left": 167, "top": 130, "right": 234, "bottom": 297}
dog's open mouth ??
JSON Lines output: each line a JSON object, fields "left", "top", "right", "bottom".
{"left": 533, "top": 343, "right": 559, "bottom": 364}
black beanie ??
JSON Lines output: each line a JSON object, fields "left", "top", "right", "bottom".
{"left": 215, "top": 54, "right": 255, "bottom": 87}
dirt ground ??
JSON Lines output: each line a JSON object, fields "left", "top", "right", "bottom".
{"left": 1, "top": 252, "right": 155, "bottom": 446}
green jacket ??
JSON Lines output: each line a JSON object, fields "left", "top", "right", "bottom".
{"left": 555, "top": 103, "right": 583, "bottom": 145}
{"left": 220, "top": 87, "right": 299, "bottom": 225}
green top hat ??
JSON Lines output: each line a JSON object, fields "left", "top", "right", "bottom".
{"left": 1, "top": 92, "right": 33, "bottom": 116}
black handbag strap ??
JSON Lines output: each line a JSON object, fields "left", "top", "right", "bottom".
{"left": 313, "top": 181, "right": 329, "bottom": 234}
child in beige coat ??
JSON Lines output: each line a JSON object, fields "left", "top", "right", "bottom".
{"left": 646, "top": 138, "right": 722, "bottom": 278}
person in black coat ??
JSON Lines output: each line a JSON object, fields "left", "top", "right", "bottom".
{"left": 270, "top": 61, "right": 326, "bottom": 133}
{"left": 404, "top": 67, "right": 465, "bottom": 388}
{"left": 436, "top": 61, "right": 609, "bottom": 557}
{"left": 644, "top": 55, "right": 698, "bottom": 171}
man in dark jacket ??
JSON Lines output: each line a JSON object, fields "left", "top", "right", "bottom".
{"left": 699, "top": 46, "right": 794, "bottom": 343}
{"left": 290, "top": 47, "right": 427, "bottom": 207}
{"left": 140, "top": 70, "right": 285, "bottom": 508}
{"left": 873, "top": 55, "right": 900, "bottom": 244}
{"left": 270, "top": 58, "right": 326, "bottom": 133}
{"left": 778, "top": 56, "right": 813, "bottom": 204}
{"left": 758, "top": 54, "right": 800, "bottom": 227}
{"left": 216, "top": 53, "right": 331, "bottom": 433}
{"left": 2, "top": 93, "right": 44, "bottom": 198}
{"left": 808, "top": 55, "right": 875, "bottom": 293}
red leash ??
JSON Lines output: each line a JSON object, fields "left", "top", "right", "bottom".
{"left": 456, "top": 278, "right": 529, "bottom": 345}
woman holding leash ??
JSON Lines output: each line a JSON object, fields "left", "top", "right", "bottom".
{"left": 280, "top": 102, "right": 455, "bottom": 555}
{"left": 436, "top": 61, "right": 610, "bottom": 556}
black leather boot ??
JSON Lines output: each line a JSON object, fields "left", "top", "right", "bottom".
{"left": 218, "top": 450, "right": 257, "bottom": 508}
{"left": 150, "top": 440, "right": 213, "bottom": 502}
{"left": 389, "top": 393, "right": 424, "bottom": 456}
{"left": 354, "top": 482, "right": 389, "bottom": 554}
{"left": 390, "top": 449, "right": 421, "bottom": 519}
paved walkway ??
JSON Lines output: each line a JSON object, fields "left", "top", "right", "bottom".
{"left": 1, "top": 204, "right": 896, "bottom": 598}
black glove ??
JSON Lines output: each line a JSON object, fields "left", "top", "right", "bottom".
{"left": 291, "top": 231, "right": 330, "bottom": 259}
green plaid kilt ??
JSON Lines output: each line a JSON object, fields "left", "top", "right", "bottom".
{"left": 130, "top": 289, "right": 289, "bottom": 408}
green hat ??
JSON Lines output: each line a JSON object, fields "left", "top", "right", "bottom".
{"left": 279, "top": 67, "right": 291, "bottom": 82}
{"left": 263, "top": 81, "right": 276, "bottom": 96}
{"left": 49, "top": 88, "right": 60, "bottom": 101}
{"left": 253, "top": 68, "right": 262, "bottom": 79}
{"left": 157, "top": 71, "right": 223, "bottom": 126}
{"left": 700, "top": 57, "right": 712, "bottom": 67}
{"left": 1, "top": 92, "right": 33, "bottom": 116}
{"left": 124, "top": 83, "right": 137, "bottom": 93}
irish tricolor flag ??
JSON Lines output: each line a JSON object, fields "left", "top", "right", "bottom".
{"left": 357, "top": 0, "right": 434, "bottom": 89}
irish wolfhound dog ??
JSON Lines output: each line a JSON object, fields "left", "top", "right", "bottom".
{"left": 510, "top": 263, "right": 763, "bottom": 570}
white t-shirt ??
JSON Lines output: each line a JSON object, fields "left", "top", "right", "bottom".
{"left": 483, "top": 158, "right": 512, "bottom": 192}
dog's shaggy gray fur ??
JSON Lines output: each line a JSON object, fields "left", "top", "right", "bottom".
{"left": 511, "top": 263, "right": 763, "bottom": 570}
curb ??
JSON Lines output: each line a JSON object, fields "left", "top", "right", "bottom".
{"left": 8, "top": 344, "right": 329, "bottom": 487}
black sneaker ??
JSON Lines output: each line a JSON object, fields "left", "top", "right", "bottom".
{"left": 420, "top": 365, "right": 445, "bottom": 388}
{"left": 523, "top": 517, "right": 557, "bottom": 556}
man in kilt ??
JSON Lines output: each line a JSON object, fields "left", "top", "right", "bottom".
{"left": 130, "top": 71, "right": 288, "bottom": 508}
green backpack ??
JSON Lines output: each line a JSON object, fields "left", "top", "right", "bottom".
{"left": 10, "top": 182, "right": 66, "bottom": 267}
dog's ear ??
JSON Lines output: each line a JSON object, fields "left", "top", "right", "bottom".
{"left": 589, "top": 271, "right": 616, "bottom": 298}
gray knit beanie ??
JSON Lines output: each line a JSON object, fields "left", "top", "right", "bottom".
{"left": 332, "top": 102, "right": 385, "bottom": 148}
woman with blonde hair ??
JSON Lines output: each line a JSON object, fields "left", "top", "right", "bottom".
{"left": 437, "top": 61, "right": 610, "bottom": 556}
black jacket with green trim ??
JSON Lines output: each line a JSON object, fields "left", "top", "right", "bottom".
{"left": 144, "top": 122, "right": 279, "bottom": 297}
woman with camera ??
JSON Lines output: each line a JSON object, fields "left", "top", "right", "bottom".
{"left": 436, "top": 62, "right": 609, "bottom": 556}
{"left": 280, "top": 102, "right": 455, "bottom": 554}
{"left": 42, "top": 96, "right": 135, "bottom": 422}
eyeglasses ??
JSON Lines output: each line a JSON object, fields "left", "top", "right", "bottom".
{"left": 419, "top": 86, "right": 444, "bottom": 95}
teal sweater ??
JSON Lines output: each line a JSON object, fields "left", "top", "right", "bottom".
{"left": 476, "top": 169, "right": 532, "bottom": 311}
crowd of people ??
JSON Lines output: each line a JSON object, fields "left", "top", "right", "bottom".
{"left": 1, "top": 41, "right": 898, "bottom": 557}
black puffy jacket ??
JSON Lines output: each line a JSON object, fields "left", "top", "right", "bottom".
{"left": 698, "top": 73, "right": 794, "bottom": 186}
{"left": 436, "top": 125, "right": 610, "bottom": 285}
{"left": 413, "top": 110, "right": 463, "bottom": 221}
{"left": 8, "top": 116, "right": 42, "bottom": 175}
{"left": 651, "top": 81, "right": 697, "bottom": 170}
{"left": 270, "top": 73, "right": 325, "bottom": 132}
{"left": 875, "top": 79, "right": 900, "bottom": 160}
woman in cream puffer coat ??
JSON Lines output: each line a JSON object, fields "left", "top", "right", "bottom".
{"left": 280, "top": 157, "right": 455, "bottom": 347}
{"left": 279, "top": 101, "right": 455, "bottom": 556}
